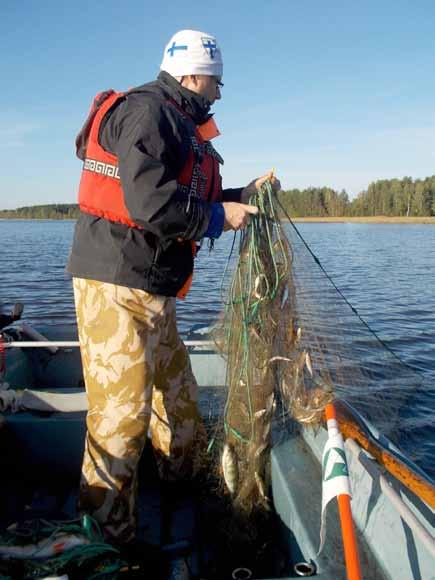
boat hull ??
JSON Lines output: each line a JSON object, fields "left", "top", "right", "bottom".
{"left": 0, "top": 324, "right": 433, "bottom": 579}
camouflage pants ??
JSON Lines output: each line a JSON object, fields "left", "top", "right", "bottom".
{"left": 73, "top": 278, "right": 205, "bottom": 543}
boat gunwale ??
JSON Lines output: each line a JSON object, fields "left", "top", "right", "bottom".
{"left": 1, "top": 329, "right": 434, "bottom": 509}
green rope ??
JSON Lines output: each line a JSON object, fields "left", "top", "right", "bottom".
{"left": 0, "top": 516, "right": 124, "bottom": 579}
{"left": 222, "top": 180, "right": 288, "bottom": 445}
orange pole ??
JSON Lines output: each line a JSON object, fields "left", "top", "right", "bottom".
{"left": 325, "top": 402, "right": 362, "bottom": 580}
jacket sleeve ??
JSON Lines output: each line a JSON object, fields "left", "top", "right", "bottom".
{"left": 101, "top": 96, "right": 212, "bottom": 241}
{"left": 221, "top": 187, "right": 243, "bottom": 202}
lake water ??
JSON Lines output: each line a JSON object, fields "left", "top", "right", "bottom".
{"left": 0, "top": 220, "right": 434, "bottom": 480}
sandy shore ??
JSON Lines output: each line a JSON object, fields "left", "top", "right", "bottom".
{"left": 290, "top": 216, "right": 435, "bottom": 224}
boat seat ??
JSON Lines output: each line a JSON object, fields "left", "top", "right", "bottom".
{"left": 0, "top": 387, "right": 87, "bottom": 414}
{"left": 0, "top": 407, "right": 87, "bottom": 480}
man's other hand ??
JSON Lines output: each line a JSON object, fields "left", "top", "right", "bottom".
{"left": 222, "top": 202, "right": 259, "bottom": 231}
{"left": 241, "top": 171, "right": 281, "bottom": 203}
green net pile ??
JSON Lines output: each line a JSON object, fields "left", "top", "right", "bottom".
{"left": 0, "top": 516, "right": 124, "bottom": 579}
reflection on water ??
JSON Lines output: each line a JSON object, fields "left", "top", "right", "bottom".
{"left": 0, "top": 220, "right": 434, "bottom": 479}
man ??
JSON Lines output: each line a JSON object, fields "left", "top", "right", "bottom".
{"left": 67, "top": 29, "right": 280, "bottom": 545}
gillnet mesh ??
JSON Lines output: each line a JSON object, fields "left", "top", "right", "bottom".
{"left": 211, "top": 182, "right": 425, "bottom": 515}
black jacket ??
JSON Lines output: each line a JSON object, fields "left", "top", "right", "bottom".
{"left": 67, "top": 72, "right": 242, "bottom": 296}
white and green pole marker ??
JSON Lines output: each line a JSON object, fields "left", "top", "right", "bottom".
{"left": 317, "top": 408, "right": 352, "bottom": 555}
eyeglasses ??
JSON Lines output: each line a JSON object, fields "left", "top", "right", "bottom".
{"left": 215, "top": 79, "right": 224, "bottom": 89}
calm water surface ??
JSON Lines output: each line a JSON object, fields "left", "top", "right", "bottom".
{"left": 0, "top": 220, "right": 433, "bottom": 479}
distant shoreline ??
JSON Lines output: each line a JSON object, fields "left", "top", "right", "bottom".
{"left": 0, "top": 219, "right": 76, "bottom": 222}
{"left": 1, "top": 216, "right": 435, "bottom": 224}
{"left": 290, "top": 216, "right": 435, "bottom": 224}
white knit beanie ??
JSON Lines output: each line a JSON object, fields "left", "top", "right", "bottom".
{"left": 160, "top": 30, "right": 223, "bottom": 77}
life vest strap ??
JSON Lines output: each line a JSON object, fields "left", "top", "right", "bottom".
{"left": 176, "top": 241, "right": 198, "bottom": 300}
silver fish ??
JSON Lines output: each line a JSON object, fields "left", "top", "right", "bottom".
{"left": 297, "top": 350, "right": 307, "bottom": 372}
{"left": 254, "top": 471, "right": 269, "bottom": 503}
{"left": 253, "top": 274, "right": 267, "bottom": 300}
{"left": 265, "top": 393, "right": 275, "bottom": 414}
{"left": 268, "top": 355, "right": 292, "bottom": 365}
{"left": 296, "top": 411, "right": 318, "bottom": 424}
{"left": 221, "top": 443, "right": 239, "bottom": 495}
{"left": 254, "top": 442, "right": 269, "bottom": 458}
{"left": 305, "top": 351, "right": 313, "bottom": 377}
{"left": 280, "top": 286, "right": 289, "bottom": 310}
{"left": 296, "top": 327, "right": 302, "bottom": 342}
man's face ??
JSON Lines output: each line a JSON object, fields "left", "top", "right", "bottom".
{"left": 188, "top": 75, "right": 223, "bottom": 104}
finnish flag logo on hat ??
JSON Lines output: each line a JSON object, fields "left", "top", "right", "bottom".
{"left": 201, "top": 37, "right": 217, "bottom": 59}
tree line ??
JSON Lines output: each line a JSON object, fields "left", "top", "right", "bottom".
{"left": 1, "top": 175, "right": 435, "bottom": 219}
{"left": 0, "top": 204, "right": 80, "bottom": 220}
{"left": 279, "top": 175, "right": 435, "bottom": 217}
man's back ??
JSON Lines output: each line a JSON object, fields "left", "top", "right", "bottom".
{"left": 67, "top": 72, "right": 214, "bottom": 296}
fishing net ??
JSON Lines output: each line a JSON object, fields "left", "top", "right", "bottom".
{"left": 211, "top": 181, "right": 426, "bottom": 516}
{"left": 0, "top": 515, "right": 124, "bottom": 579}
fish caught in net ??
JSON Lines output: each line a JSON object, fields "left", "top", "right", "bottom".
{"left": 211, "top": 179, "right": 426, "bottom": 516}
{"left": 212, "top": 182, "right": 331, "bottom": 515}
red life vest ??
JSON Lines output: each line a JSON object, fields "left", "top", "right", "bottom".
{"left": 75, "top": 89, "right": 223, "bottom": 298}
{"left": 76, "top": 90, "right": 223, "bottom": 229}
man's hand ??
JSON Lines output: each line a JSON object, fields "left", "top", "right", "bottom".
{"left": 222, "top": 202, "right": 259, "bottom": 231}
{"left": 241, "top": 171, "right": 281, "bottom": 203}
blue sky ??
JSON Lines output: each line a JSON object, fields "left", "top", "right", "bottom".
{"left": 1, "top": 0, "right": 435, "bottom": 209}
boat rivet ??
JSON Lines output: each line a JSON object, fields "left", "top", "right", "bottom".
{"left": 294, "top": 561, "right": 316, "bottom": 576}
{"left": 232, "top": 567, "right": 253, "bottom": 580}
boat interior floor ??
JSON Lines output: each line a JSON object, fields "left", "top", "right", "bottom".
{"left": 0, "top": 432, "right": 298, "bottom": 579}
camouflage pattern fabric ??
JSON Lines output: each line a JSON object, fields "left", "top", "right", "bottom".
{"left": 73, "top": 277, "right": 206, "bottom": 543}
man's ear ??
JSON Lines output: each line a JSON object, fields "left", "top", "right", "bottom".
{"left": 179, "top": 75, "right": 199, "bottom": 92}
{"left": 180, "top": 75, "right": 192, "bottom": 86}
